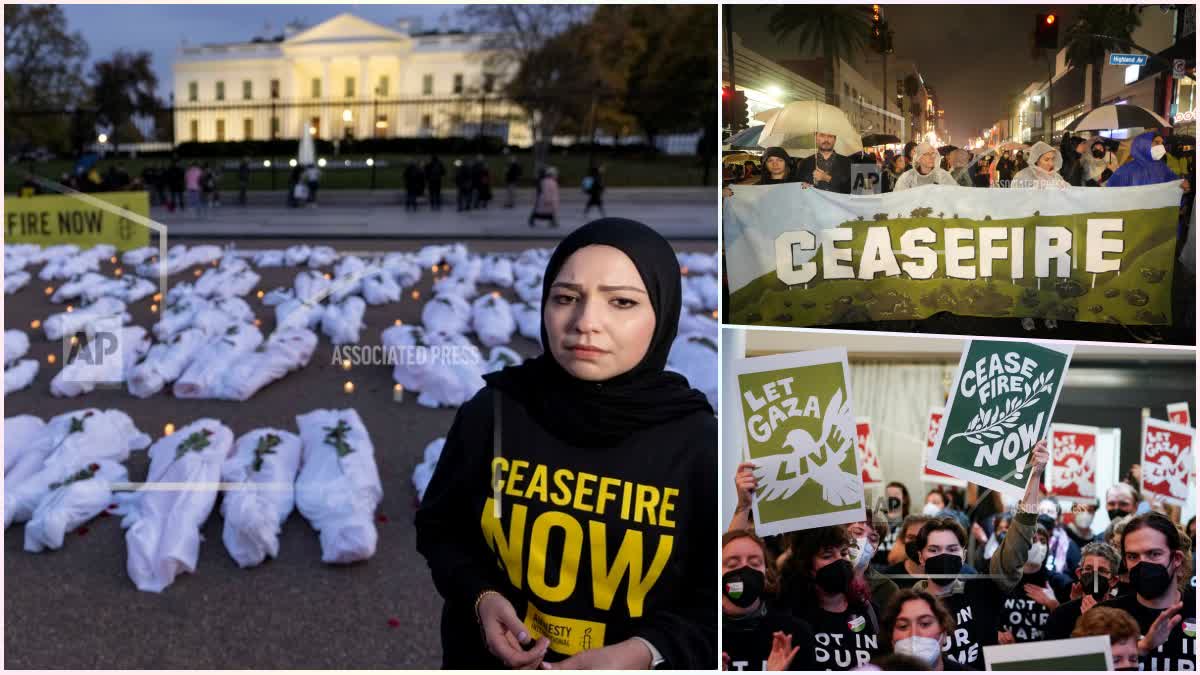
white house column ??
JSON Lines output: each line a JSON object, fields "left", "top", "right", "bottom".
{"left": 359, "top": 56, "right": 370, "bottom": 139}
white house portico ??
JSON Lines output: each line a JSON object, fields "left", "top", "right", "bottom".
{"left": 172, "top": 13, "right": 529, "bottom": 145}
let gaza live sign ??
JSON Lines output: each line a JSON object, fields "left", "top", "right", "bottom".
{"left": 734, "top": 348, "right": 865, "bottom": 537}
{"left": 5, "top": 191, "right": 150, "bottom": 251}
{"left": 928, "top": 340, "right": 1073, "bottom": 498}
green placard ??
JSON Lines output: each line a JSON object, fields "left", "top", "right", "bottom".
{"left": 733, "top": 348, "right": 865, "bottom": 536}
{"left": 984, "top": 636, "right": 1112, "bottom": 671}
{"left": 929, "top": 340, "right": 1073, "bottom": 498}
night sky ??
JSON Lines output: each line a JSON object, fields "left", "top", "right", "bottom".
{"left": 60, "top": 4, "right": 460, "bottom": 98}
{"left": 731, "top": 4, "right": 1084, "bottom": 143}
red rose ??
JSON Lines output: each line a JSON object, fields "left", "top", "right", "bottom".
{"left": 376, "top": 514, "right": 389, "bottom": 524}
{"left": 88, "top": 463, "right": 99, "bottom": 472}
{"left": 387, "top": 618, "right": 400, "bottom": 628}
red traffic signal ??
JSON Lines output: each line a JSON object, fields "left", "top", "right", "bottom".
{"left": 1045, "top": 14, "right": 1055, "bottom": 25}
{"left": 1035, "top": 13, "right": 1058, "bottom": 50}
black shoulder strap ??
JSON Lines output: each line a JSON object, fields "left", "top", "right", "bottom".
{"left": 490, "top": 388, "right": 503, "bottom": 517}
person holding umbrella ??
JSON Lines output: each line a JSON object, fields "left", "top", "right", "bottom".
{"left": 795, "top": 132, "right": 851, "bottom": 194}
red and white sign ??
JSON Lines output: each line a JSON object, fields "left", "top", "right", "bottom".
{"left": 857, "top": 417, "right": 884, "bottom": 486}
{"left": 923, "top": 407, "right": 965, "bottom": 486}
{"left": 1048, "top": 424, "right": 1099, "bottom": 501}
{"left": 1140, "top": 417, "right": 1195, "bottom": 507}
{"left": 1167, "top": 402, "right": 1191, "bottom": 426}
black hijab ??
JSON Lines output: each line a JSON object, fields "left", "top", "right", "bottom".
{"left": 484, "top": 218, "right": 713, "bottom": 447}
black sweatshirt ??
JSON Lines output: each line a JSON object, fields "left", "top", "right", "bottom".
{"left": 723, "top": 604, "right": 817, "bottom": 671}
{"left": 1100, "top": 586, "right": 1197, "bottom": 671}
{"left": 415, "top": 386, "right": 717, "bottom": 669}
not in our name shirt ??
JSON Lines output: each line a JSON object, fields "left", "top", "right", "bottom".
{"left": 925, "top": 579, "right": 1003, "bottom": 670}
{"left": 1100, "top": 585, "right": 1197, "bottom": 671}
{"left": 799, "top": 603, "right": 880, "bottom": 671}
{"left": 998, "top": 577, "right": 1054, "bottom": 642}
{"left": 722, "top": 607, "right": 817, "bottom": 671}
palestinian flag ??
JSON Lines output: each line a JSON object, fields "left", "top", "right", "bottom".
{"left": 848, "top": 615, "right": 866, "bottom": 633}
{"left": 726, "top": 581, "right": 744, "bottom": 600}
{"left": 1184, "top": 619, "right": 1196, "bottom": 639}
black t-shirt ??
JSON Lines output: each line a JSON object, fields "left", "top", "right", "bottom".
{"left": 1063, "top": 526, "right": 1098, "bottom": 551}
{"left": 1100, "top": 587, "right": 1196, "bottom": 671}
{"left": 998, "top": 573, "right": 1057, "bottom": 642}
{"left": 799, "top": 602, "right": 881, "bottom": 671}
{"left": 932, "top": 577, "right": 1003, "bottom": 669}
{"left": 723, "top": 605, "right": 817, "bottom": 671}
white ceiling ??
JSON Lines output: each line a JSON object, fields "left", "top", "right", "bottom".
{"left": 742, "top": 328, "right": 1197, "bottom": 363}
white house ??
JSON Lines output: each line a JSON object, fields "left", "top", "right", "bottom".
{"left": 172, "top": 13, "right": 531, "bottom": 145}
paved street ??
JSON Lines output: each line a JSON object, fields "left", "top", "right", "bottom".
{"left": 3, "top": 236, "right": 716, "bottom": 669}
{"left": 151, "top": 187, "right": 717, "bottom": 241}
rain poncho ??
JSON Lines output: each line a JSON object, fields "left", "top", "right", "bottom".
{"left": 894, "top": 143, "right": 958, "bottom": 190}
{"left": 220, "top": 428, "right": 303, "bottom": 568}
{"left": 1106, "top": 131, "right": 1180, "bottom": 188}
{"left": 1011, "top": 141, "right": 1070, "bottom": 189}
{"left": 118, "top": 419, "right": 233, "bottom": 592}
{"left": 294, "top": 408, "right": 383, "bottom": 564}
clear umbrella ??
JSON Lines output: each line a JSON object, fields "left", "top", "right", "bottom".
{"left": 758, "top": 100, "right": 863, "bottom": 156}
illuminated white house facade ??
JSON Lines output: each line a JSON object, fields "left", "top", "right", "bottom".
{"left": 172, "top": 13, "right": 531, "bottom": 145}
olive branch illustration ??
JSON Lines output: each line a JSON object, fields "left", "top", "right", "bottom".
{"left": 946, "top": 370, "right": 1055, "bottom": 445}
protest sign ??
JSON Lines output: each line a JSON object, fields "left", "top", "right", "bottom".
{"left": 1167, "top": 402, "right": 1191, "bottom": 426}
{"left": 983, "top": 636, "right": 1113, "bottom": 670}
{"left": 922, "top": 407, "right": 965, "bottom": 486}
{"left": 1048, "top": 424, "right": 1099, "bottom": 502}
{"left": 929, "top": 340, "right": 1073, "bottom": 498}
{"left": 734, "top": 349, "right": 865, "bottom": 537}
{"left": 857, "top": 418, "right": 884, "bottom": 486}
{"left": 1140, "top": 417, "right": 1194, "bottom": 507}
{"left": 5, "top": 191, "right": 151, "bottom": 251}
{"left": 724, "top": 182, "right": 1182, "bottom": 326}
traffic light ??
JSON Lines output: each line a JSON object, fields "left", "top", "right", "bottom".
{"left": 722, "top": 87, "right": 749, "bottom": 132}
{"left": 1035, "top": 13, "right": 1058, "bottom": 50}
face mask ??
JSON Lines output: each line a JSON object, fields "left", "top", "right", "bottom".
{"left": 1129, "top": 560, "right": 1174, "bottom": 599}
{"left": 1074, "top": 511, "right": 1094, "bottom": 530}
{"left": 1108, "top": 508, "right": 1132, "bottom": 522}
{"left": 1080, "top": 571, "right": 1111, "bottom": 599}
{"left": 922, "top": 502, "right": 942, "bottom": 516}
{"left": 723, "top": 566, "right": 765, "bottom": 609}
{"left": 851, "top": 537, "right": 876, "bottom": 574}
{"left": 1151, "top": 144, "right": 1167, "bottom": 160}
{"left": 1092, "top": 149, "right": 1106, "bottom": 158}
{"left": 924, "top": 553, "right": 963, "bottom": 581}
{"left": 894, "top": 635, "right": 942, "bottom": 666}
{"left": 1037, "top": 514, "right": 1057, "bottom": 532}
{"left": 1027, "top": 543, "right": 1048, "bottom": 567}
{"left": 887, "top": 497, "right": 903, "bottom": 512}
{"left": 814, "top": 558, "right": 854, "bottom": 595}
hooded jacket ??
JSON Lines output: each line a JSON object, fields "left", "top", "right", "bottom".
{"left": 1080, "top": 140, "right": 1117, "bottom": 185}
{"left": 758, "top": 147, "right": 798, "bottom": 185}
{"left": 893, "top": 142, "right": 958, "bottom": 191}
{"left": 1106, "top": 131, "right": 1180, "bottom": 188}
{"left": 1058, "top": 135, "right": 1086, "bottom": 187}
{"left": 415, "top": 219, "right": 716, "bottom": 669}
{"left": 1010, "top": 142, "right": 1069, "bottom": 189}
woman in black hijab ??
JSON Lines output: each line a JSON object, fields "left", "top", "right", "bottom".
{"left": 416, "top": 218, "right": 716, "bottom": 670}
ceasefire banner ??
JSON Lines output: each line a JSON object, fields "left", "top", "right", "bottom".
{"left": 922, "top": 407, "right": 965, "bottom": 486}
{"left": 856, "top": 418, "right": 884, "bottom": 486}
{"left": 734, "top": 349, "right": 865, "bottom": 537}
{"left": 928, "top": 340, "right": 1074, "bottom": 499}
{"left": 1047, "top": 423, "right": 1099, "bottom": 502}
{"left": 1140, "top": 417, "right": 1194, "bottom": 507}
{"left": 4, "top": 191, "right": 151, "bottom": 251}
{"left": 723, "top": 182, "right": 1182, "bottom": 326}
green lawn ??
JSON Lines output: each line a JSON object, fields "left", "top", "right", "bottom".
{"left": 6, "top": 153, "right": 713, "bottom": 194}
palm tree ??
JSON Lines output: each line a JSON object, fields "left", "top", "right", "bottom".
{"left": 766, "top": 6, "right": 873, "bottom": 107}
{"left": 1063, "top": 6, "right": 1143, "bottom": 112}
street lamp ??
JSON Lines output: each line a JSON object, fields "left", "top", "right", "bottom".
{"left": 317, "top": 158, "right": 327, "bottom": 168}
{"left": 98, "top": 133, "right": 108, "bottom": 144}
{"left": 766, "top": 84, "right": 783, "bottom": 99}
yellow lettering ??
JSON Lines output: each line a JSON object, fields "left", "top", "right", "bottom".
{"left": 588, "top": 521, "right": 674, "bottom": 617}
{"left": 621, "top": 481, "right": 633, "bottom": 520}
{"left": 573, "top": 472, "right": 597, "bottom": 513}
{"left": 596, "top": 477, "right": 621, "bottom": 516}
{"left": 491, "top": 457, "right": 509, "bottom": 493}
{"left": 480, "top": 498, "right": 526, "bottom": 589}
{"left": 659, "top": 487, "right": 679, "bottom": 528}
{"left": 527, "top": 511, "right": 582, "bottom": 602}
{"left": 634, "top": 484, "right": 660, "bottom": 525}
{"left": 506, "top": 460, "right": 529, "bottom": 498}
{"left": 551, "top": 469, "right": 573, "bottom": 506}
{"left": 525, "top": 464, "right": 549, "bottom": 503}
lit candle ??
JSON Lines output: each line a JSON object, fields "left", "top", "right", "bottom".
{"left": 681, "top": 265, "right": 689, "bottom": 275}
{"left": 114, "top": 268, "right": 123, "bottom": 277}
{"left": 394, "top": 383, "right": 404, "bottom": 402}
{"left": 411, "top": 290, "right": 420, "bottom": 300}
{"left": 150, "top": 304, "right": 158, "bottom": 313}
{"left": 712, "top": 310, "right": 718, "bottom": 318}
{"left": 254, "top": 318, "right": 262, "bottom": 327}
{"left": 394, "top": 319, "right": 403, "bottom": 326}
{"left": 431, "top": 265, "right": 438, "bottom": 273}
{"left": 256, "top": 290, "right": 264, "bottom": 299}
{"left": 342, "top": 359, "right": 352, "bottom": 371}
{"left": 66, "top": 305, "right": 74, "bottom": 313}
{"left": 324, "top": 273, "right": 332, "bottom": 280}
{"left": 193, "top": 269, "right": 202, "bottom": 277}
{"left": 153, "top": 293, "right": 162, "bottom": 302}
{"left": 70, "top": 336, "right": 78, "bottom": 345}
{"left": 344, "top": 381, "right": 355, "bottom": 394}
{"left": 47, "top": 354, "right": 56, "bottom": 364}
{"left": 492, "top": 291, "right": 501, "bottom": 298}
{"left": 30, "top": 320, "right": 40, "bottom": 329}
{"left": 164, "top": 423, "right": 175, "bottom": 436}
{"left": 44, "top": 286, "right": 53, "bottom": 296}
{"left": 110, "top": 256, "right": 117, "bottom": 264}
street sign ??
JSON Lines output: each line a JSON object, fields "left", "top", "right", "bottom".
{"left": 1173, "top": 59, "right": 1187, "bottom": 79}
{"left": 1110, "top": 53, "right": 1148, "bottom": 67}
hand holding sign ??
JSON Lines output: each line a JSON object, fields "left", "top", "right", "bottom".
{"left": 735, "top": 462, "right": 758, "bottom": 512}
